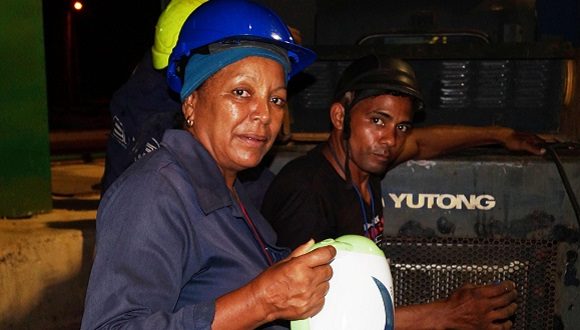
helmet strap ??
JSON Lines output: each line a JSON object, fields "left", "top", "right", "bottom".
{"left": 326, "top": 136, "right": 352, "bottom": 190}
{"left": 341, "top": 102, "right": 353, "bottom": 189}
{"left": 343, "top": 140, "right": 353, "bottom": 189}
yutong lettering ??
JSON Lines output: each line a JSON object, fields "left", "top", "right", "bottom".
{"left": 389, "top": 193, "right": 496, "bottom": 210}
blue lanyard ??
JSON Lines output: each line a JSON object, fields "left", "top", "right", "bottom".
{"left": 327, "top": 143, "right": 376, "bottom": 238}
{"left": 352, "top": 182, "right": 375, "bottom": 238}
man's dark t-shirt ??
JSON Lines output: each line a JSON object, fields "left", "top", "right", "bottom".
{"left": 262, "top": 144, "right": 384, "bottom": 249}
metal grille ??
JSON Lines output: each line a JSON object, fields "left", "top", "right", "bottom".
{"left": 382, "top": 237, "right": 558, "bottom": 330}
{"left": 288, "top": 57, "right": 563, "bottom": 134}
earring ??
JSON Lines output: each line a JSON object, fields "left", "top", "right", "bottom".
{"left": 186, "top": 117, "right": 194, "bottom": 128}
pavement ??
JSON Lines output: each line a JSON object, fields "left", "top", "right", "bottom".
{"left": 0, "top": 158, "right": 104, "bottom": 329}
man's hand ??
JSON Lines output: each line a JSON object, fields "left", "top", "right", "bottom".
{"left": 442, "top": 280, "right": 518, "bottom": 329}
{"left": 502, "top": 130, "right": 546, "bottom": 156}
{"left": 395, "top": 280, "right": 518, "bottom": 330}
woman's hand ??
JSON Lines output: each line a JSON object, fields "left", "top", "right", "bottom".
{"left": 212, "top": 240, "right": 336, "bottom": 330}
{"left": 250, "top": 239, "right": 336, "bottom": 322}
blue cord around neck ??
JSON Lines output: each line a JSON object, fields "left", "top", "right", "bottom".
{"left": 326, "top": 142, "right": 376, "bottom": 238}
{"left": 352, "top": 182, "right": 375, "bottom": 238}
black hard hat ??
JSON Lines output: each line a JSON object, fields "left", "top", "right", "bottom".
{"left": 333, "top": 54, "right": 424, "bottom": 111}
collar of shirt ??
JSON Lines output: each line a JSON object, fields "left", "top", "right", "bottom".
{"left": 161, "top": 129, "right": 289, "bottom": 261}
{"left": 161, "top": 129, "right": 238, "bottom": 215}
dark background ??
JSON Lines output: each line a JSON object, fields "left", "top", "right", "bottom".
{"left": 41, "top": 0, "right": 580, "bottom": 132}
{"left": 42, "top": 0, "right": 161, "bottom": 130}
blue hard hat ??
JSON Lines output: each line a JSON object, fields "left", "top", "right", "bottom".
{"left": 167, "top": 0, "right": 316, "bottom": 94}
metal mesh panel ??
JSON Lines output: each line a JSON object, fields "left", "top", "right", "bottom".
{"left": 383, "top": 237, "right": 557, "bottom": 330}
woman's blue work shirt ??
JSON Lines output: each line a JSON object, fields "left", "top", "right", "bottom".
{"left": 81, "top": 129, "right": 290, "bottom": 329}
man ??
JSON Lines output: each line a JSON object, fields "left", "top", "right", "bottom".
{"left": 262, "top": 54, "right": 545, "bottom": 329}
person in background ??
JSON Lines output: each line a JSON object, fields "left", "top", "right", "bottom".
{"left": 81, "top": 1, "right": 334, "bottom": 329}
{"left": 101, "top": 0, "right": 206, "bottom": 193}
{"left": 262, "top": 54, "right": 545, "bottom": 329}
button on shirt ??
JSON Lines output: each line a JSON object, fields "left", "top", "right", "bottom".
{"left": 81, "top": 129, "right": 289, "bottom": 329}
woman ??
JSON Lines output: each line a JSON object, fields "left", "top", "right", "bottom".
{"left": 81, "top": 1, "right": 335, "bottom": 329}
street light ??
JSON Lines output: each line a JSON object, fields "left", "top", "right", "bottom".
{"left": 72, "top": 1, "right": 83, "bottom": 11}
{"left": 65, "top": 0, "right": 84, "bottom": 107}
